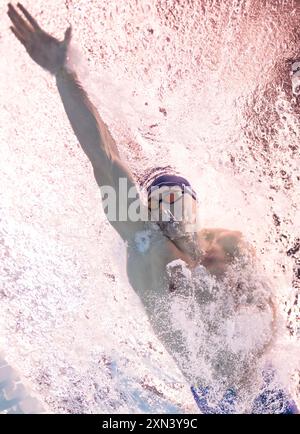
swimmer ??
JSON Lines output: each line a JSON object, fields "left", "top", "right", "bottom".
{"left": 7, "top": 3, "right": 298, "bottom": 414}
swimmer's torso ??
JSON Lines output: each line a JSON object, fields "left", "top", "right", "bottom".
{"left": 126, "top": 223, "right": 275, "bottom": 386}
{"left": 127, "top": 223, "right": 247, "bottom": 300}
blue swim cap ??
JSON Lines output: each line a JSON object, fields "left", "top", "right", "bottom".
{"left": 147, "top": 174, "right": 197, "bottom": 200}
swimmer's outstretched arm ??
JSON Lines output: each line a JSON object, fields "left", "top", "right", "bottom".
{"left": 7, "top": 3, "right": 144, "bottom": 241}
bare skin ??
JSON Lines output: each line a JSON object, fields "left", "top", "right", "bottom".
{"left": 7, "top": 3, "right": 275, "bottom": 389}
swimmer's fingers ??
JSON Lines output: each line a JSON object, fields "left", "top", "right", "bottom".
{"left": 63, "top": 25, "right": 72, "bottom": 47}
{"left": 9, "top": 25, "right": 27, "bottom": 46}
{"left": 16, "top": 3, "right": 42, "bottom": 31}
{"left": 8, "top": 3, "right": 34, "bottom": 41}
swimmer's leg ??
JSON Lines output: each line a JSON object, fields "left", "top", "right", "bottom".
{"left": 252, "top": 367, "right": 299, "bottom": 414}
{"left": 191, "top": 386, "right": 237, "bottom": 414}
{"left": 252, "top": 387, "right": 298, "bottom": 414}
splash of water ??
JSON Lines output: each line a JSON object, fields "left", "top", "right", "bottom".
{"left": 0, "top": 0, "right": 299, "bottom": 412}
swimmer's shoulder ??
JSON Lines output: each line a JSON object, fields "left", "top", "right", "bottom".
{"left": 199, "top": 227, "right": 255, "bottom": 259}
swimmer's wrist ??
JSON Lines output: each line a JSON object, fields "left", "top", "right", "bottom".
{"left": 55, "top": 52, "right": 75, "bottom": 78}
{"left": 55, "top": 64, "right": 72, "bottom": 79}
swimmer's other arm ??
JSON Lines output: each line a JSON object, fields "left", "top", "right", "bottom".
{"left": 230, "top": 232, "right": 277, "bottom": 331}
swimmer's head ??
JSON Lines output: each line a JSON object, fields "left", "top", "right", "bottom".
{"left": 146, "top": 173, "right": 198, "bottom": 239}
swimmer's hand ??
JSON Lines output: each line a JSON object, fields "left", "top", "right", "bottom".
{"left": 7, "top": 3, "right": 71, "bottom": 75}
